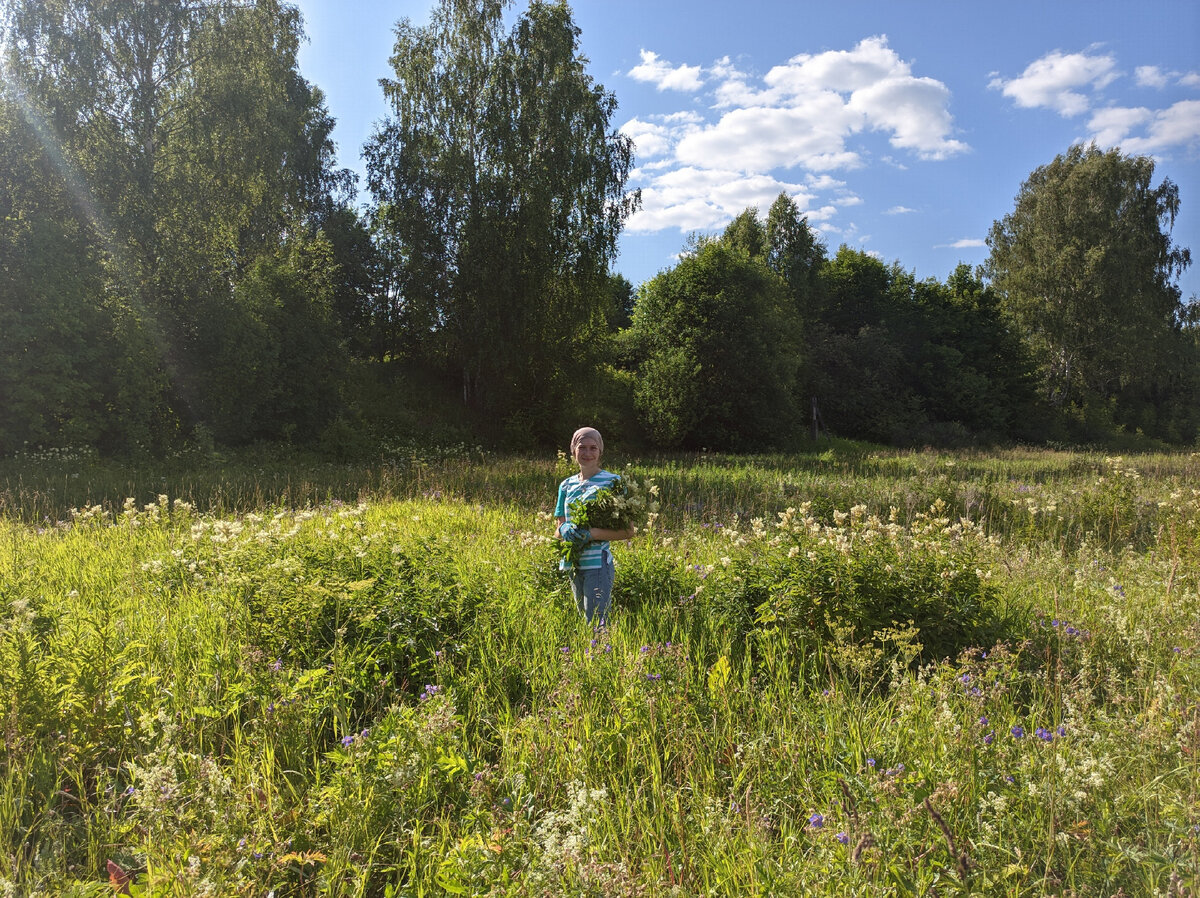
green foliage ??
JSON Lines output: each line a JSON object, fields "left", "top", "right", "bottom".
{"left": 703, "top": 501, "right": 1010, "bottom": 670}
{"left": 0, "top": 448, "right": 1197, "bottom": 894}
{"left": 0, "top": 88, "right": 108, "bottom": 453}
{"left": 365, "top": 0, "right": 638, "bottom": 437}
{"left": 1, "top": 0, "right": 351, "bottom": 453}
{"left": 766, "top": 191, "right": 825, "bottom": 321}
{"left": 557, "top": 472, "right": 658, "bottom": 565}
{"left": 629, "top": 240, "right": 803, "bottom": 449}
{"left": 987, "top": 143, "right": 1194, "bottom": 440}
{"left": 807, "top": 249, "right": 1043, "bottom": 446}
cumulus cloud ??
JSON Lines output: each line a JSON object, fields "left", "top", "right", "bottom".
{"left": 884, "top": 205, "right": 916, "bottom": 215}
{"left": 674, "top": 99, "right": 865, "bottom": 172}
{"left": 620, "top": 112, "right": 703, "bottom": 161}
{"left": 628, "top": 50, "right": 704, "bottom": 92}
{"left": 989, "top": 49, "right": 1118, "bottom": 116}
{"left": 622, "top": 36, "right": 966, "bottom": 236}
{"left": 1087, "top": 105, "right": 1154, "bottom": 148}
{"left": 1136, "top": 66, "right": 1170, "bottom": 89}
{"left": 993, "top": 50, "right": 1200, "bottom": 157}
{"left": 673, "top": 36, "right": 965, "bottom": 175}
{"left": 1104, "top": 99, "right": 1200, "bottom": 155}
{"left": 848, "top": 74, "right": 967, "bottom": 158}
{"left": 626, "top": 167, "right": 813, "bottom": 234}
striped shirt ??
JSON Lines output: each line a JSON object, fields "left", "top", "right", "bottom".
{"left": 555, "top": 469, "right": 621, "bottom": 570}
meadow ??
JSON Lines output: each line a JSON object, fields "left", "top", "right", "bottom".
{"left": 0, "top": 442, "right": 1197, "bottom": 896}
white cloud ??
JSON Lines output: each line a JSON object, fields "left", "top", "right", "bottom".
{"left": 628, "top": 50, "right": 704, "bottom": 92}
{"left": 620, "top": 112, "right": 704, "bottom": 162}
{"left": 1136, "top": 66, "right": 1170, "bottom": 89}
{"left": 627, "top": 166, "right": 813, "bottom": 234}
{"left": 1110, "top": 99, "right": 1200, "bottom": 155}
{"left": 673, "top": 36, "right": 965, "bottom": 175}
{"left": 710, "top": 56, "right": 760, "bottom": 108}
{"left": 675, "top": 99, "right": 865, "bottom": 173}
{"left": 1087, "top": 105, "right": 1154, "bottom": 148}
{"left": 620, "top": 117, "right": 673, "bottom": 159}
{"left": 621, "top": 36, "right": 966, "bottom": 236}
{"left": 767, "top": 37, "right": 906, "bottom": 95}
{"left": 884, "top": 205, "right": 916, "bottom": 215}
{"left": 848, "top": 74, "right": 968, "bottom": 159}
{"left": 1084, "top": 100, "right": 1200, "bottom": 155}
{"left": 1179, "top": 72, "right": 1200, "bottom": 88}
{"left": 990, "top": 49, "right": 1118, "bottom": 116}
{"left": 806, "top": 174, "right": 846, "bottom": 191}
{"left": 950, "top": 239, "right": 985, "bottom": 249}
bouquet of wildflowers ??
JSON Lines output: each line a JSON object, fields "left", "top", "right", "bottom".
{"left": 558, "top": 472, "right": 659, "bottom": 567}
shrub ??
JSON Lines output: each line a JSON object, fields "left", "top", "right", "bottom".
{"left": 697, "top": 500, "right": 1014, "bottom": 670}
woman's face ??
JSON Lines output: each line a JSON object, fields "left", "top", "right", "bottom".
{"left": 573, "top": 436, "right": 601, "bottom": 472}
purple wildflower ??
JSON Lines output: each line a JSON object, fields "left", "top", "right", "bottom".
{"left": 808, "top": 813, "right": 824, "bottom": 829}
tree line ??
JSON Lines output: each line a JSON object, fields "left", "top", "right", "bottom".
{"left": 1, "top": 0, "right": 1196, "bottom": 456}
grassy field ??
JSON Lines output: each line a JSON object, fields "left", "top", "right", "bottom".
{"left": 1, "top": 442, "right": 1197, "bottom": 896}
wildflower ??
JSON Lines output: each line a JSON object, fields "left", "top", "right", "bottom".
{"left": 836, "top": 832, "right": 849, "bottom": 844}
{"left": 809, "top": 813, "right": 824, "bottom": 829}
{"left": 271, "top": 659, "right": 282, "bottom": 672}
{"left": 984, "top": 732, "right": 994, "bottom": 745}
{"left": 1057, "top": 725, "right": 1067, "bottom": 737}
{"left": 1011, "top": 725, "right": 1025, "bottom": 739}
{"left": 1035, "top": 727, "right": 1054, "bottom": 742}
{"left": 867, "top": 758, "right": 875, "bottom": 768}
{"left": 341, "top": 734, "right": 354, "bottom": 748}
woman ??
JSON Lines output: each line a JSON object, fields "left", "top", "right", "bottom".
{"left": 554, "top": 427, "right": 633, "bottom": 625}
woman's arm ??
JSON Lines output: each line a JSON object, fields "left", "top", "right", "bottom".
{"left": 556, "top": 516, "right": 633, "bottom": 542}
{"left": 588, "top": 526, "right": 635, "bottom": 542}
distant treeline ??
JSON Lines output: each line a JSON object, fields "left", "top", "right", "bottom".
{"left": 1, "top": 0, "right": 1196, "bottom": 456}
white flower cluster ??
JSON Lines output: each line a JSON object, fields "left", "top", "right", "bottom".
{"left": 532, "top": 780, "right": 609, "bottom": 873}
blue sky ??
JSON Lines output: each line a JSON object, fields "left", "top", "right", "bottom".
{"left": 293, "top": 0, "right": 1200, "bottom": 300}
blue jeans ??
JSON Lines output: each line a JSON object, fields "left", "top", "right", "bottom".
{"left": 570, "top": 549, "right": 614, "bottom": 625}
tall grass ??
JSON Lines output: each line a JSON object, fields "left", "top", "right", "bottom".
{"left": 0, "top": 445, "right": 1196, "bottom": 895}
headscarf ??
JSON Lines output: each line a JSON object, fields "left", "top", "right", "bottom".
{"left": 570, "top": 426, "right": 604, "bottom": 456}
